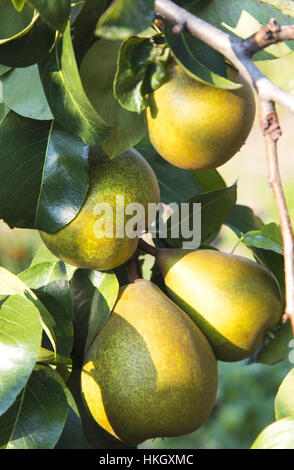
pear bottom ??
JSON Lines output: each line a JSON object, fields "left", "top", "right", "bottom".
{"left": 81, "top": 280, "right": 218, "bottom": 446}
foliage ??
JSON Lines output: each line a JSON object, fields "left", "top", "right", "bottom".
{"left": 0, "top": 0, "right": 293, "bottom": 449}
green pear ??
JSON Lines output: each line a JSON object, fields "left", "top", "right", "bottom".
{"left": 146, "top": 58, "right": 256, "bottom": 170}
{"left": 40, "top": 146, "right": 160, "bottom": 271}
{"left": 81, "top": 279, "right": 218, "bottom": 446}
{"left": 156, "top": 248, "right": 282, "bottom": 362}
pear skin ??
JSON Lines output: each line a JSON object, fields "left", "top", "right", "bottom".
{"left": 146, "top": 59, "right": 256, "bottom": 170}
{"left": 40, "top": 147, "right": 160, "bottom": 271}
{"left": 156, "top": 249, "right": 282, "bottom": 362}
{"left": 81, "top": 279, "right": 218, "bottom": 446}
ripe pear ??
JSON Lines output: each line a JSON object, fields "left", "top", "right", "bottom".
{"left": 40, "top": 147, "right": 160, "bottom": 271}
{"left": 81, "top": 279, "right": 218, "bottom": 446}
{"left": 146, "top": 59, "right": 256, "bottom": 170}
{"left": 156, "top": 248, "right": 282, "bottom": 362}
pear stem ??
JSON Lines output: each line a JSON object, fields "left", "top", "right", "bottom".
{"left": 138, "top": 238, "right": 159, "bottom": 258}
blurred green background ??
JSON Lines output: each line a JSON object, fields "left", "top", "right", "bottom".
{"left": 0, "top": 109, "right": 293, "bottom": 449}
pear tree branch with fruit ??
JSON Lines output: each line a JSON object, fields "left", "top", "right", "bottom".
{"left": 155, "top": 0, "right": 294, "bottom": 333}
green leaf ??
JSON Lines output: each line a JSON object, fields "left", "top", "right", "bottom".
{"left": 193, "top": 0, "right": 294, "bottom": 60}
{"left": 0, "top": 266, "right": 57, "bottom": 358}
{"left": 0, "top": 112, "right": 89, "bottom": 233}
{"left": 96, "top": 0, "right": 155, "bottom": 40}
{"left": 0, "top": 294, "right": 42, "bottom": 418}
{"left": 19, "top": 261, "right": 74, "bottom": 357}
{"left": 162, "top": 183, "right": 237, "bottom": 247}
{"left": 249, "top": 319, "right": 292, "bottom": 365}
{"left": 11, "top": 0, "right": 27, "bottom": 11}
{"left": 39, "top": 22, "right": 110, "bottom": 146}
{"left": 1, "top": 65, "right": 53, "bottom": 120}
{"left": 28, "top": 0, "right": 71, "bottom": 31}
{"left": 80, "top": 38, "right": 146, "bottom": 157}
{"left": 55, "top": 395, "right": 88, "bottom": 449}
{"left": 114, "top": 35, "right": 169, "bottom": 113}
{"left": 251, "top": 417, "right": 294, "bottom": 449}
{"left": 0, "top": 5, "right": 56, "bottom": 67}
{"left": 190, "top": 169, "right": 226, "bottom": 193}
{"left": 164, "top": 21, "right": 239, "bottom": 89}
{"left": 226, "top": 204, "right": 264, "bottom": 236}
{"left": 275, "top": 368, "right": 294, "bottom": 419}
{"left": 242, "top": 223, "right": 283, "bottom": 255}
{"left": 135, "top": 137, "right": 201, "bottom": 204}
{"left": 0, "top": 365, "right": 69, "bottom": 449}
{"left": 71, "top": 269, "right": 119, "bottom": 365}
{"left": 30, "top": 244, "right": 77, "bottom": 280}
{"left": 71, "top": 0, "right": 112, "bottom": 64}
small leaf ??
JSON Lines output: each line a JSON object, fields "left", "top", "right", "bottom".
{"left": 249, "top": 320, "right": 292, "bottom": 365}
{"left": 80, "top": 38, "right": 146, "bottom": 157}
{"left": 164, "top": 21, "right": 239, "bottom": 89}
{"left": 11, "top": 0, "right": 27, "bottom": 11}
{"left": 96, "top": 0, "right": 155, "bottom": 40}
{"left": 71, "top": 269, "right": 119, "bottom": 365}
{"left": 0, "top": 365, "right": 69, "bottom": 449}
{"left": 190, "top": 169, "right": 226, "bottom": 193}
{"left": 0, "top": 294, "right": 42, "bottom": 418}
{"left": 242, "top": 224, "right": 283, "bottom": 255}
{"left": 114, "top": 35, "right": 169, "bottom": 113}
{"left": 1, "top": 65, "right": 53, "bottom": 120}
{"left": 28, "top": 0, "right": 71, "bottom": 31}
{"left": 251, "top": 417, "right": 294, "bottom": 449}
{"left": 275, "top": 368, "right": 294, "bottom": 419}
{"left": 39, "top": 22, "right": 110, "bottom": 146}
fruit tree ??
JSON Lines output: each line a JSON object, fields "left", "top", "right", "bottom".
{"left": 0, "top": 0, "right": 294, "bottom": 451}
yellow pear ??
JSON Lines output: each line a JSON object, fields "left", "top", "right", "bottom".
{"left": 156, "top": 248, "right": 282, "bottom": 362}
{"left": 146, "top": 59, "right": 256, "bottom": 170}
{"left": 81, "top": 279, "right": 218, "bottom": 446}
{"left": 40, "top": 147, "right": 160, "bottom": 271}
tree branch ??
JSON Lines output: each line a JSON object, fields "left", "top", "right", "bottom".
{"left": 155, "top": 0, "right": 294, "bottom": 333}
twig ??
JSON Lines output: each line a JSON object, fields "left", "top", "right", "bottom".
{"left": 259, "top": 100, "right": 294, "bottom": 331}
{"left": 155, "top": 0, "right": 294, "bottom": 333}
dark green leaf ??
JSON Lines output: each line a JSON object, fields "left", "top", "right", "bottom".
{"left": 80, "top": 38, "right": 146, "bottom": 157}
{"left": 164, "top": 21, "right": 239, "bottom": 89}
{"left": 114, "top": 35, "right": 169, "bottom": 113}
{"left": 135, "top": 137, "right": 201, "bottom": 204}
{"left": 251, "top": 417, "right": 294, "bottom": 449}
{"left": 0, "top": 365, "right": 69, "bottom": 449}
{"left": 71, "top": 269, "right": 119, "bottom": 365}
{"left": 190, "top": 169, "right": 226, "bottom": 192}
{"left": 0, "top": 112, "right": 89, "bottom": 233}
{"left": 71, "top": 0, "right": 112, "bottom": 64}
{"left": 0, "top": 294, "right": 42, "bottom": 417}
{"left": 275, "top": 368, "right": 294, "bottom": 419}
{"left": 1, "top": 65, "right": 52, "bottom": 120}
{"left": 39, "top": 22, "right": 110, "bottom": 146}
{"left": 0, "top": 6, "right": 56, "bottom": 67}
{"left": 160, "top": 183, "right": 237, "bottom": 248}
{"left": 96, "top": 0, "right": 155, "bottom": 40}
{"left": 19, "top": 261, "right": 74, "bottom": 357}
{"left": 28, "top": 0, "right": 71, "bottom": 31}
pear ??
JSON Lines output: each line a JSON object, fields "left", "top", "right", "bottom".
{"left": 156, "top": 248, "right": 282, "bottom": 362}
{"left": 40, "top": 146, "right": 160, "bottom": 271}
{"left": 81, "top": 279, "right": 218, "bottom": 446}
{"left": 146, "top": 59, "right": 256, "bottom": 170}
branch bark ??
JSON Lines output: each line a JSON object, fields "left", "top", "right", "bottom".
{"left": 155, "top": 0, "right": 294, "bottom": 333}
